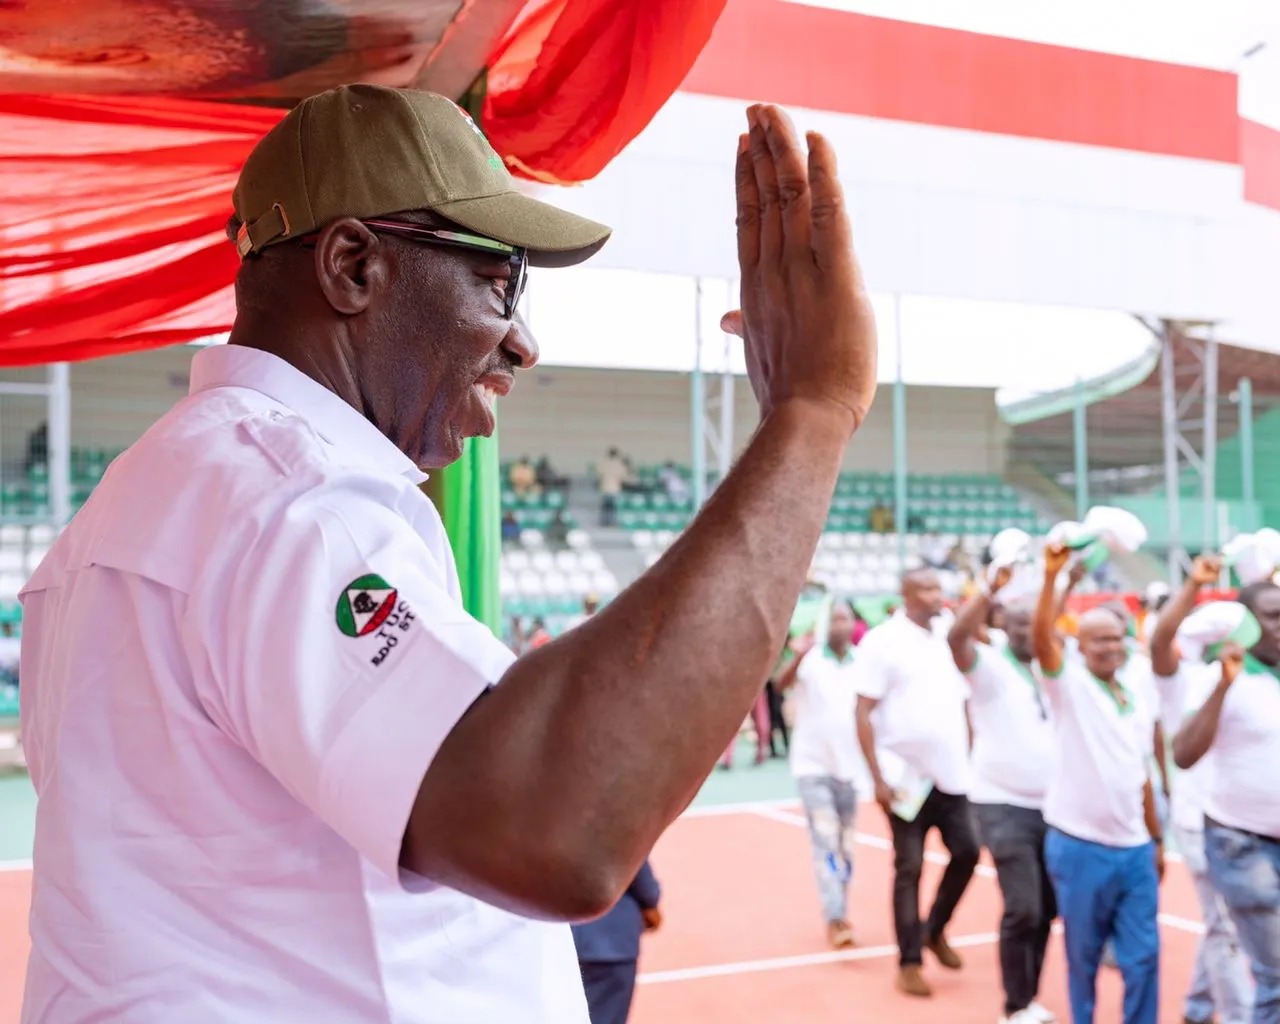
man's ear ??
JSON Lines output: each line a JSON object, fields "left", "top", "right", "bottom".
{"left": 313, "top": 217, "right": 390, "bottom": 316}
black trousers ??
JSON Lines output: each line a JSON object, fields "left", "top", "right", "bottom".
{"left": 764, "top": 680, "right": 789, "bottom": 755}
{"left": 888, "top": 787, "right": 981, "bottom": 967}
{"left": 580, "top": 960, "right": 639, "bottom": 1024}
{"left": 972, "top": 802, "right": 1057, "bottom": 1016}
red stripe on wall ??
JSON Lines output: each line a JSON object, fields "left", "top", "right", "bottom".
{"left": 684, "top": 0, "right": 1239, "bottom": 164}
{"left": 1242, "top": 119, "right": 1280, "bottom": 211}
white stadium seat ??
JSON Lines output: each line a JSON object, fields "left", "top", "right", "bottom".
{"left": 0, "top": 574, "right": 25, "bottom": 601}
{"left": 531, "top": 550, "right": 554, "bottom": 573}
{"left": 0, "top": 550, "right": 22, "bottom": 574}
{"left": 591, "top": 570, "right": 619, "bottom": 594}
{"left": 28, "top": 524, "right": 55, "bottom": 546}
{"left": 566, "top": 529, "right": 590, "bottom": 550}
{"left": 554, "top": 550, "right": 578, "bottom": 572}
{"left": 517, "top": 570, "right": 544, "bottom": 596}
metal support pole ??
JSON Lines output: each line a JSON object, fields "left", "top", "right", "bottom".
{"left": 1202, "top": 332, "right": 1218, "bottom": 553}
{"left": 1160, "top": 323, "right": 1183, "bottom": 583}
{"left": 691, "top": 279, "right": 707, "bottom": 510}
{"left": 718, "top": 324, "right": 734, "bottom": 484}
{"left": 1239, "top": 377, "right": 1255, "bottom": 509}
{"left": 1073, "top": 377, "right": 1089, "bottom": 521}
{"left": 48, "top": 362, "right": 71, "bottom": 527}
{"left": 892, "top": 294, "right": 908, "bottom": 571}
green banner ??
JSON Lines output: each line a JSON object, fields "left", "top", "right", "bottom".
{"left": 425, "top": 426, "right": 502, "bottom": 635}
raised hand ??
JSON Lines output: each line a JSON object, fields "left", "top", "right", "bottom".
{"left": 722, "top": 105, "right": 877, "bottom": 438}
{"left": 1190, "top": 555, "right": 1223, "bottom": 588}
{"left": 1044, "top": 543, "right": 1071, "bottom": 578}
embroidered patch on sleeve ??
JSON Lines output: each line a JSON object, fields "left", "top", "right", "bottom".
{"left": 336, "top": 575, "right": 398, "bottom": 638}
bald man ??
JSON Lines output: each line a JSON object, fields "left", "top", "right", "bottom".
{"left": 854, "top": 569, "right": 979, "bottom": 998}
{"left": 1034, "top": 546, "right": 1165, "bottom": 1024}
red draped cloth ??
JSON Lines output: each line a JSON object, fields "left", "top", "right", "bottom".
{"left": 0, "top": 0, "right": 727, "bottom": 366}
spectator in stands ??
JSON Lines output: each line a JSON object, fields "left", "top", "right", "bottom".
{"left": 1034, "top": 543, "right": 1164, "bottom": 1024}
{"left": 597, "top": 447, "right": 630, "bottom": 526}
{"left": 659, "top": 461, "right": 690, "bottom": 506}
{"left": 509, "top": 455, "right": 540, "bottom": 498}
{"left": 572, "top": 859, "right": 662, "bottom": 1024}
{"left": 545, "top": 509, "right": 571, "bottom": 549}
{"left": 1161, "top": 577, "right": 1280, "bottom": 1024}
{"left": 776, "top": 601, "right": 864, "bottom": 949}
{"left": 907, "top": 512, "right": 926, "bottom": 534}
{"left": 535, "top": 455, "right": 569, "bottom": 493}
{"left": 1149, "top": 559, "right": 1254, "bottom": 1024}
{"left": 527, "top": 617, "right": 552, "bottom": 650}
{"left": 922, "top": 534, "right": 953, "bottom": 570}
{"left": 501, "top": 511, "right": 521, "bottom": 546}
{"left": 24, "top": 422, "right": 48, "bottom": 475}
{"left": 948, "top": 571, "right": 1056, "bottom": 1024}
{"left": 868, "top": 500, "right": 895, "bottom": 533}
{"left": 854, "top": 569, "right": 979, "bottom": 998}
{"left": 565, "top": 594, "right": 599, "bottom": 632}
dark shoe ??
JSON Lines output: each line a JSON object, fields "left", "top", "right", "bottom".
{"left": 1182, "top": 1018, "right": 1216, "bottom": 1024}
{"left": 925, "top": 933, "right": 963, "bottom": 970}
{"left": 896, "top": 965, "right": 932, "bottom": 998}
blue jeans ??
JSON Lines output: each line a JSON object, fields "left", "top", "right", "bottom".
{"left": 1044, "top": 828, "right": 1159, "bottom": 1024}
{"left": 1205, "top": 822, "right": 1280, "bottom": 1024}
{"left": 1175, "top": 821, "right": 1254, "bottom": 1024}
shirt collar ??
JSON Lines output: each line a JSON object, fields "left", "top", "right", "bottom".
{"left": 190, "top": 344, "right": 428, "bottom": 486}
{"left": 823, "top": 643, "right": 855, "bottom": 665}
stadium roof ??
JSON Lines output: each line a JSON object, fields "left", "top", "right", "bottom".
{"left": 1008, "top": 340, "right": 1280, "bottom": 484}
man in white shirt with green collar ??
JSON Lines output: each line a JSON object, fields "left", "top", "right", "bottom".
{"left": 1034, "top": 543, "right": 1164, "bottom": 1024}
{"left": 776, "top": 600, "right": 866, "bottom": 949}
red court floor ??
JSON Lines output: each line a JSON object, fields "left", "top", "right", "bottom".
{"left": 0, "top": 799, "right": 1207, "bottom": 1023}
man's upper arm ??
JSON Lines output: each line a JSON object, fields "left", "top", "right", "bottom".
{"left": 850, "top": 633, "right": 890, "bottom": 700}
{"left": 963, "top": 646, "right": 997, "bottom": 703}
{"left": 190, "top": 474, "right": 514, "bottom": 883}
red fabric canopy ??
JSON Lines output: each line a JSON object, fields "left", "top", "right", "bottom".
{"left": 0, "top": 0, "right": 726, "bottom": 366}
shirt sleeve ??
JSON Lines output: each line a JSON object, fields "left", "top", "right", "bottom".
{"left": 850, "top": 631, "right": 891, "bottom": 700}
{"left": 189, "top": 472, "right": 513, "bottom": 885}
{"left": 964, "top": 645, "right": 1000, "bottom": 704}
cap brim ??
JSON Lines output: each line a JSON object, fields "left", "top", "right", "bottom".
{"left": 434, "top": 191, "right": 611, "bottom": 269}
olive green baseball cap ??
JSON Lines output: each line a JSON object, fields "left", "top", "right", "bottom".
{"left": 232, "top": 84, "right": 611, "bottom": 268}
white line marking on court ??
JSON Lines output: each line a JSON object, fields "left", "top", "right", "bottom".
{"left": 638, "top": 931, "right": 1000, "bottom": 985}
{"left": 681, "top": 798, "right": 803, "bottom": 818}
{"left": 0, "top": 858, "right": 32, "bottom": 872}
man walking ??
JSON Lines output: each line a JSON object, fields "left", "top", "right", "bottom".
{"left": 1149, "top": 559, "right": 1255, "bottom": 1024}
{"left": 949, "top": 569, "right": 1057, "bottom": 1024}
{"left": 1164, "top": 582, "right": 1280, "bottom": 1024}
{"left": 776, "top": 601, "right": 864, "bottom": 948}
{"left": 855, "top": 569, "right": 980, "bottom": 998}
{"left": 572, "top": 860, "right": 662, "bottom": 1024}
{"left": 1034, "top": 544, "right": 1165, "bottom": 1024}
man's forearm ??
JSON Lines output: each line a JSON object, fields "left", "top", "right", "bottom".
{"left": 1172, "top": 682, "right": 1230, "bottom": 770}
{"left": 1034, "top": 573, "right": 1062, "bottom": 674}
{"left": 1151, "top": 579, "right": 1199, "bottom": 677}
{"left": 856, "top": 710, "right": 884, "bottom": 786}
{"left": 1142, "top": 780, "right": 1162, "bottom": 842}
{"left": 947, "top": 592, "right": 988, "bottom": 672}
{"left": 408, "top": 399, "right": 851, "bottom": 916}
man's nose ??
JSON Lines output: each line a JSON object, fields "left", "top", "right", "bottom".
{"left": 504, "top": 313, "right": 540, "bottom": 370}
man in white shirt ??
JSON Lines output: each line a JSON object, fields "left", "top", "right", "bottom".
{"left": 1034, "top": 544, "right": 1165, "bottom": 1024}
{"left": 18, "top": 88, "right": 881, "bottom": 1022}
{"left": 948, "top": 569, "right": 1057, "bottom": 1024}
{"left": 1166, "top": 582, "right": 1280, "bottom": 1024}
{"left": 1149, "top": 562, "right": 1255, "bottom": 1024}
{"left": 855, "top": 569, "right": 980, "bottom": 999}
{"left": 776, "top": 601, "right": 866, "bottom": 949}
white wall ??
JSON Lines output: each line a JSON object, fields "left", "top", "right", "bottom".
{"left": 497, "top": 365, "right": 1008, "bottom": 475}
{"left": 534, "top": 92, "right": 1277, "bottom": 343}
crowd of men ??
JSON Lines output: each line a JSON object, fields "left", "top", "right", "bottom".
{"left": 779, "top": 535, "right": 1279, "bottom": 1024}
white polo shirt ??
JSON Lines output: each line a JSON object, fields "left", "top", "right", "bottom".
{"left": 851, "top": 612, "right": 971, "bottom": 796}
{"left": 18, "top": 345, "right": 587, "bottom": 1024}
{"left": 1187, "top": 656, "right": 1280, "bottom": 840}
{"left": 1041, "top": 657, "right": 1156, "bottom": 847}
{"left": 789, "top": 644, "right": 868, "bottom": 789}
{"left": 964, "top": 644, "right": 1053, "bottom": 810}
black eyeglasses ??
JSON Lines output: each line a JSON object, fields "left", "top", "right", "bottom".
{"left": 301, "top": 218, "right": 528, "bottom": 320}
